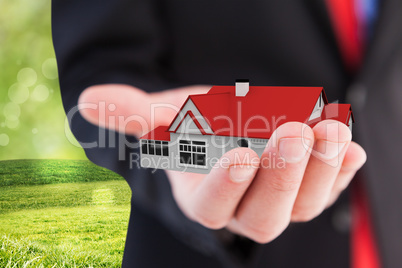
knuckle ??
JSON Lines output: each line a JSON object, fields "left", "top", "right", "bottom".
{"left": 269, "top": 175, "right": 301, "bottom": 192}
{"left": 191, "top": 211, "right": 228, "bottom": 230}
{"left": 212, "top": 185, "right": 244, "bottom": 202}
{"left": 330, "top": 180, "right": 353, "bottom": 200}
{"left": 291, "top": 213, "right": 316, "bottom": 222}
{"left": 326, "top": 194, "right": 338, "bottom": 208}
{"left": 291, "top": 206, "right": 322, "bottom": 222}
{"left": 251, "top": 231, "right": 280, "bottom": 244}
{"left": 332, "top": 183, "right": 349, "bottom": 195}
{"left": 238, "top": 221, "right": 287, "bottom": 244}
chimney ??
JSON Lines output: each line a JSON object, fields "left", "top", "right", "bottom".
{"left": 235, "top": 79, "right": 249, "bottom": 97}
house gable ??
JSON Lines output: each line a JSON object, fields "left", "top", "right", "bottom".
{"left": 168, "top": 98, "right": 214, "bottom": 134}
{"left": 308, "top": 92, "right": 326, "bottom": 121}
{"left": 175, "top": 111, "right": 205, "bottom": 135}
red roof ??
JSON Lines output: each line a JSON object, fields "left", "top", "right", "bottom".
{"left": 308, "top": 103, "right": 354, "bottom": 128}
{"left": 140, "top": 125, "right": 170, "bottom": 141}
{"left": 324, "top": 103, "right": 354, "bottom": 124}
{"left": 185, "top": 86, "right": 327, "bottom": 139}
{"left": 141, "top": 85, "right": 354, "bottom": 141}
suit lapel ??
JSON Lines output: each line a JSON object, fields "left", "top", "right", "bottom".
{"left": 355, "top": 0, "right": 402, "bottom": 267}
{"left": 360, "top": 0, "right": 402, "bottom": 77}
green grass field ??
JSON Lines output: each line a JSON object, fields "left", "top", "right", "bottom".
{"left": 0, "top": 159, "right": 131, "bottom": 267}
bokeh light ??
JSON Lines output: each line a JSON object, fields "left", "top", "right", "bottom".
{"left": 31, "top": 84, "right": 50, "bottom": 102}
{"left": 42, "top": 58, "right": 58, "bottom": 80}
{"left": 0, "top": 0, "right": 86, "bottom": 160}
{"left": 17, "top": 67, "right": 37, "bottom": 87}
{"left": 3, "top": 102, "right": 20, "bottom": 121}
{"left": 5, "top": 119, "right": 19, "bottom": 129}
{"left": 8, "top": 83, "right": 30, "bottom": 104}
{"left": 0, "top": 134, "right": 10, "bottom": 146}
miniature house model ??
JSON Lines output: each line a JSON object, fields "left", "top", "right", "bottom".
{"left": 140, "top": 81, "right": 354, "bottom": 174}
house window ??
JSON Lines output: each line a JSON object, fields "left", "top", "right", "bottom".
{"left": 155, "top": 141, "right": 162, "bottom": 155}
{"left": 149, "top": 140, "right": 155, "bottom": 154}
{"left": 141, "top": 140, "right": 169, "bottom": 156}
{"left": 179, "top": 140, "right": 206, "bottom": 166}
{"left": 141, "top": 140, "right": 148, "bottom": 154}
{"left": 162, "top": 142, "right": 169, "bottom": 156}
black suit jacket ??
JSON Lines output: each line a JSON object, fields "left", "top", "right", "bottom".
{"left": 52, "top": 0, "right": 402, "bottom": 267}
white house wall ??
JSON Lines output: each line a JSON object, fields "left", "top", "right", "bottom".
{"left": 164, "top": 133, "right": 268, "bottom": 173}
{"left": 168, "top": 99, "right": 214, "bottom": 134}
{"left": 308, "top": 93, "right": 324, "bottom": 121}
{"left": 141, "top": 132, "right": 269, "bottom": 174}
{"left": 140, "top": 152, "right": 174, "bottom": 171}
{"left": 348, "top": 113, "right": 353, "bottom": 132}
{"left": 217, "top": 136, "right": 268, "bottom": 158}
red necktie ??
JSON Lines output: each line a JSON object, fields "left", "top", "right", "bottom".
{"left": 326, "top": 1, "right": 381, "bottom": 267}
{"left": 351, "top": 182, "right": 381, "bottom": 268}
{"left": 326, "top": 0, "right": 364, "bottom": 71}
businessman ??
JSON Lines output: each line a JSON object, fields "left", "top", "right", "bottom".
{"left": 53, "top": 0, "right": 402, "bottom": 267}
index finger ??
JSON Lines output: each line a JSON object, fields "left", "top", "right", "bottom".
{"left": 78, "top": 84, "right": 210, "bottom": 137}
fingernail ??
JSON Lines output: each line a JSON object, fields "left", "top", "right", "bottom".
{"left": 279, "top": 138, "right": 312, "bottom": 163}
{"left": 314, "top": 140, "right": 347, "bottom": 160}
{"left": 229, "top": 165, "right": 257, "bottom": 183}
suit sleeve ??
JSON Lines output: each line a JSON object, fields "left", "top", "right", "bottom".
{"left": 52, "top": 0, "right": 249, "bottom": 265}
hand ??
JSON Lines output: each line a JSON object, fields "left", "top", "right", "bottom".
{"left": 79, "top": 84, "right": 367, "bottom": 243}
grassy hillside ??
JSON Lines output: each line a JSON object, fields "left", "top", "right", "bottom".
{"left": 0, "top": 159, "right": 131, "bottom": 267}
{"left": 0, "top": 159, "right": 123, "bottom": 187}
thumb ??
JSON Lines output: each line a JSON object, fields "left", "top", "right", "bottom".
{"left": 78, "top": 84, "right": 211, "bottom": 137}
